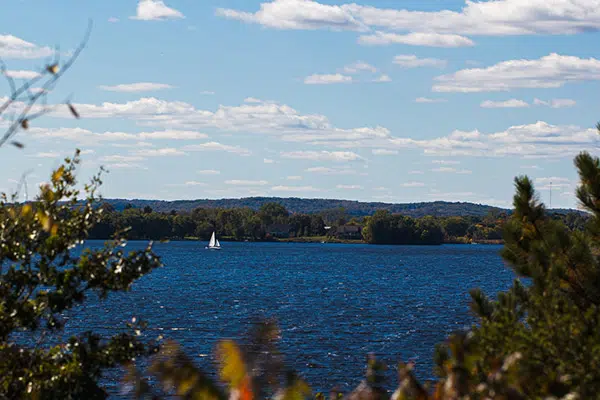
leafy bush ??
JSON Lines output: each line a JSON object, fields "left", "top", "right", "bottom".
{"left": 0, "top": 153, "right": 163, "bottom": 398}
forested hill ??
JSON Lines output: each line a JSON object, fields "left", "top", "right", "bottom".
{"left": 98, "top": 197, "right": 517, "bottom": 218}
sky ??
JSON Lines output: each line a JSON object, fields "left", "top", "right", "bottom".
{"left": 1, "top": 0, "right": 600, "bottom": 209}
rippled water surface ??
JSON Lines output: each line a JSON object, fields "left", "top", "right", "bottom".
{"left": 64, "top": 241, "right": 512, "bottom": 395}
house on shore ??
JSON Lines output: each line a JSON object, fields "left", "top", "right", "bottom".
{"left": 335, "top": 225, "right": 363, "bottom": 240}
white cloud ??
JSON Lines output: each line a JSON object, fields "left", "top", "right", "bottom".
{"left": 200, "top": 91, "right": 215, "bottom": 95}
{"left": 133, "top": 148, "right": 185, "bottom": 157}
{"left": 36, "top": 96, "right": 593, "bottom": 162}
{"left": 434, "top": 53, "right": 600, "bottom": 93}
{"left": 45, "top": 97, "right": 391, "bottom": 148}
{"left": 271, "top": 185, "right": 318, "bottom": 192}
{"left": 106, "top": 163, "right": 146, "bottom": 170}
{"left": 402, "top": 181, "right": 426, "bottom": 187}
{"left": 167, "top": 180, "right": 207, "bottom": 187}
{"left": 535, "top": 177, "right": 572, "bottom": 190}
{"left": 0, "top": 35, "right": 53, "bottom": 59}
{"left": 535, "top": 177, "right": 570, "bottom": 184}
{"left": 183, "top": 142, "right": 252, "bottom": 156}
{"left": 112, "top": 142, "right": 153, "bottom": 149}
{"left": 244, "top": 97, "right": 263, "bottom": 103}
{"left": 263, "top": 158, "right": 275, "bottom": 164}
{"left": 132, "top": 0, "right": 184, "bottom": 20}
{"left": 432, "top": 160, "right": 460, "bottom": 165}
{"left": 31, "top": 152, "right": 60, "bottom": 158}
{"left": 415, "top": 97, "right": 447, "bottom": 103}
{"left": 432, "top": 167, "right": 472, "bottom": 174}
{"left": 343, "top": 61, "right": 377, "bottom": 74}
{"left": 307, "top": 61, "right": 387, "bottom": 84}
{"left": 359, "top": 32, "right": 474, "bottom": 47}
{"left": 217, "top": 0, "right": 600, "bottom": 38}
{"left": 286, "top": 176, "right": 303, "bottom": 180}
{"left": 304, "top": 73, "right": 352, "bottom": 85}
{"left": 29, "top": 127, "right": 206, "bottom": 145}
{"left": 521, "top": 165, "right": 543, "bottom": 170}
{"left": 336, "top": 184, "right": 363, "bottom": 190}
{"left": 100, "top": 155, "right": 145, "bottom": 162}
{"left": 374, "top": 186, "right": 388, "bottom": 191}
{"left": 3, "top": 70, "right": 41, "bottom": 79}
{"left": 409, "top": 170, "right": 424, "bottom": 174}
{"left": 533, "top": 98, "right": 577, "bottom": 108}
{"left": 387, "top": 121, "right": 597, "bottom": 159}
{"left": 304, "top": 166, "right": 357, "bottom": 175}
{"left": 216, "top": 0, "right": 366, "bottom": 31}
{"left": 98, "top": 82, "right": 174, "bottom": 92}
{"left": 225, "top": 180, "right": 269, "bottom": 186}
{"left": 481, "top": 99, "right": 530, "bottom": 108}
{"left": 197, "top": 169, "right": 220, "bottom": 175}
{"left": 372, "top": 149, "right": 398, "bottom": 155}
{"left": 108, "top": 17, "right": 120, "bottom": 23}
{"left": 281, "top": 150, "right": 363, "bottom": 162}
{"left": 373, "top": 74, "right": 391, "bottom": 82}
{"left": 393, "top": 55, "right": 447, "bottom": 68}
{"left": 138, "top": 130, "right": 208, "bottom": 140}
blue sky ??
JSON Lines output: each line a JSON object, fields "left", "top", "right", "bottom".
{"left": 2, "top": 0, "right": 600, "bottom": 209}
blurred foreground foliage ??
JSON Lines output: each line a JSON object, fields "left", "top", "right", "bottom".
{"left": 0, "top": 151, "right": 163, "bottom": 398}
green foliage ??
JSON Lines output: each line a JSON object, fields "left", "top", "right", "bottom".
{"left": 420, "top": 151, "right": 600, "bottom": 398}
{"left": 0, "top": 151, "right": 162, "bottom": 399}
{"left": 90, "top": 204, "right": 328, "bottom": 241}
{"left": 90, "top": 201, "right": 587, "bottom": 247}
{"left": 362, "top": 210, "right": 444, "bottom": 245}
{"left": 259, "top": 202, "right": 290, "bottom": 227}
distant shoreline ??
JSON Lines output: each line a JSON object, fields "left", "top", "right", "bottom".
{"left": 134, "top": 237, "right": 504, "bottom": 246}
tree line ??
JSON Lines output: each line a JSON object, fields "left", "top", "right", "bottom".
{"left": 88, "top": 201, "right": 588, "bottom": 245}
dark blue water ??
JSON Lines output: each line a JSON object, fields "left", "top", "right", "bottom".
{"left": 61, "top": 241, "right": 512, "bottom": 395}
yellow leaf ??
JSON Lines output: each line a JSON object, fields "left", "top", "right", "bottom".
{"left": 283, "top": 378, "right": 311, "bottom": 400}
{"left": 216, "top": 340, "right": 247, "bottom": 389}
{"left": 52, "top": 166, "right": 65, "bottom": 183}
{"left": 50, "top": 223, "right": 59, "bottom": 236}
{"left": 21, "top": 204, "right": 32, "bottom": 217}
{"left": 36, "top": 212, "right": 52, "bottom": 232}
{"left": 176, "top": 375, "right": 198, "bottom": 396}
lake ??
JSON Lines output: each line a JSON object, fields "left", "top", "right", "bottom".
{"left": 62, "top": 241, "right": 513, "bottom": 395}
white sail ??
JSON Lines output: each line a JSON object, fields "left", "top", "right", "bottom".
{"left": 207, "top": 231, "right": 221, "bottom": 249}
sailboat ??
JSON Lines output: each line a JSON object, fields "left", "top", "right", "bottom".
{"left": 206, "top": 231, "right": 221, "bottom": 250}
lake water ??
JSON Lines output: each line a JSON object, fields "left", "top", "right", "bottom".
{"left": 62, "top": 241, "right": 512, "bottom": 395}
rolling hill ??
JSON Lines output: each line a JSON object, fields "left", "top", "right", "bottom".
{"left": 99, "top": 197, "right": 519, "bottom": 218}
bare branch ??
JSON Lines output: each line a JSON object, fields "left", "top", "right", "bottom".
{"left": 0, "top": 19, "right": 93, "bottom": 148}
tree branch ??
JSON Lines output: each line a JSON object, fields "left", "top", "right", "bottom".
{"left": 0, "top": 19, "right": 92, "bottom": 148}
